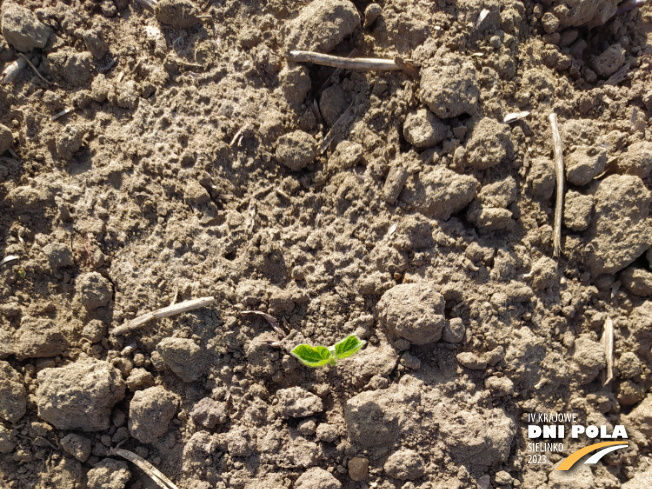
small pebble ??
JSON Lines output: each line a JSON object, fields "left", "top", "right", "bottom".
{"left": 348, "top": 456, "right": 369, "bottom": 481}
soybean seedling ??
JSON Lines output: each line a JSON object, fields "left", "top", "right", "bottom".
{"left": 291, "top": 334, "right": 366, "bottom": 367}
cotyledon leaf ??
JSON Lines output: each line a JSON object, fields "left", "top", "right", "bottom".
{"left": 333, "top": 334, "right": 366, "bottom": 360}
{"left": 291, "top": 344, "right": 333, "bottom": 367}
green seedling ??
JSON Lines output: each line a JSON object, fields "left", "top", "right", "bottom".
{"left": 291, "top": 334, "right": 366, "bottom": 367}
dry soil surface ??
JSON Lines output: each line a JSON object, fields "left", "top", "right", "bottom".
{"left": 1, "top": 0, "right": 652, "bottom": 488}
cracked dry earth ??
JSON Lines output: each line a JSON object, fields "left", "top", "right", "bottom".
{"left": 1, "top": 0, "right": 652, "bottom": 488}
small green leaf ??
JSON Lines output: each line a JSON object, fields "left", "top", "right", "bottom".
{"left": 333, "top": 334, "right": 366, "bottom": 360}
{"left": 291, "top": 344, "right": 333, "bottom": 367}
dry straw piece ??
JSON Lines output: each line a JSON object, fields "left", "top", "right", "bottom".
{"left": 549, "top": 112, "right": 564, "bottom": 258}
{"left": 288, "top": 50, "right": 407, "bottom": 71}
{"left": 601, "top": 317, "right": 614, "bottom": 386}
{"left": 110, "top": 448, "right": 179, "bottom": 489}
{"left": 111, "top": 296, "right": 216, "bottom": 336}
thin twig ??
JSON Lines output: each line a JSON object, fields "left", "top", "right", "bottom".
{"left": 109, "top": 448, "right": 179, "bottom": 489}
{"left": 601, "top": 317, "right": 614, "bottom": 386}
{"left": 111, "top": 296, "right": 216, "bottom": 336}
{"left": 288, "top": 50, "right": 408, "bottom": 71}
{"left": 317, "top": 48, "right": 359, "bottom": 94}
{"left": 19, "top": 55, "right": 51, "bottom": 85}
{"left": 549, "top": 113, "right": 564, "bottom": 258}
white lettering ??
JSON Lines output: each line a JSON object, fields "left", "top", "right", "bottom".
{"left": 600, "top": 426, "right": 612, "bottom": 438}
{"left": 529, "top": 425, "right": 542, "bottom": 438}
{"left": 572, "top": 425, "right": 585, "bottom": 438}
{"left": 613, "top": 425, "right": 628, "bottom": 439}
{"left": 586, "top": 426, "right": 599, "bottom": 438}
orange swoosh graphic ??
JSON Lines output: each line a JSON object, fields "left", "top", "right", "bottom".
{"left": 556, "top": 441, "right": 629, "bottom": 470}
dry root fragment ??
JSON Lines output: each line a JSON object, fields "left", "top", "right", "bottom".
{"left": 549, "top": 113, "right": 565, "bottom": 257}
{"left": 1, "top": 57, "right": 27, "bottom": 84}
{"left": 601, "top": 317, "right": 614, "bottom": 386}
{"left": 109, "top": 448, "right": 179, "bottom": 489}
{"left": 288, "top": 50, "right": 408, "bottom": 72}
{"left": 111, "top": 296, "right": 216, "bottom": 336}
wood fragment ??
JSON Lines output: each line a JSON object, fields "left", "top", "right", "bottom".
{"left": 617, "top": 0, "right": 646, "bottom": 14}
{"left": 241, "top": 310, "right": 285, "bottom": 336}
{"left": 1, "top": 57, "right": 27, "bottom": 84}
{"left": 317, "top": 48, "right": 358, "bottom": 95}
{"left": 503, "top": 111, "right": 530, "bottom": 124}
{"left": 393, "top": 56, "right": 419, "bottom": 77}
{"left": 135, "top": 0, "right": 158, "bottom": 10}
{"left": 601, "top": 317, "right": 614, "bottom": 386}
{"left": 549, "top": 113, "right": 564, "bottom": 258}
{"left": 288, "top": 50, "right": 409, "bottom": 72}
{"left": 51, "top": 108, "right": 73, "bottom": 122}
{"left": 110, "top": 448, "right": 179, "bottom": 489}
{"left": 0, "top": 255, "right": 20, "bottom": 267}
{"left": 111, "top": 296, "right": 216, "bottom": 336}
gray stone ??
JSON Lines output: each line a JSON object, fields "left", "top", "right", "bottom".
{"left": 348, "top": 456, "right": 369, "bottom": 481}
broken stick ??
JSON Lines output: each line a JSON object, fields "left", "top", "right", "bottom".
{"left": 288, "top": 50, "right": 408, "bottom": 71}
{"left": 110, "top": 448, "right": 179, "bottom": 489}
{"left": 549, "top": 113, "right": 564, "bottom": 258}
{"left": 111, "top": 296, "right": 216, "bottom": 336}
{"left": 601, "top": 317, "right": 614, "bottom": 386}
